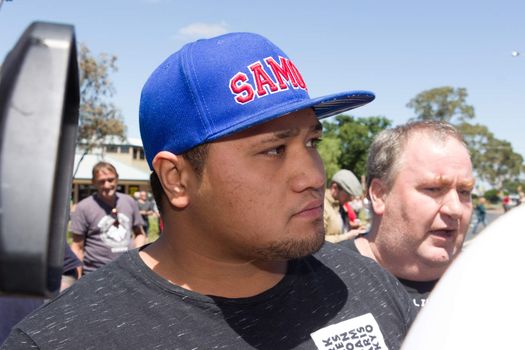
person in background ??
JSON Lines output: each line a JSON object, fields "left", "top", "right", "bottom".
{"left": 137, "top": 190, "right": 155, "bottom": 234}
{"left": 502, "top": 192, "right": 511, "bottom": 212}
{"left": 69, "top": 161, "right": 146, "bottom": 275}
{"left": 472, "top": 197, "right": 487, "bottom": 234}
{"left": 151, "top": 199, "right": 162, "bottom": 236}
{"left": 324, "top": 169, "right": 366, "bottom": 243}
{"left": 341, "top": 120, "right": 474, "bottom": 309}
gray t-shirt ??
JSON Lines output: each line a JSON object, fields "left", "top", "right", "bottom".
{"left": 2, "top": 243, "right": 416, "bottom": 349}
{"left": 70, "top": 192, "right": 144, "bottom": 273}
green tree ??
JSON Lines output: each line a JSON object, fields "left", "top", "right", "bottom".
{"left": 407, "top": 86, "right": 475, "bottom": 123}
{"left": 458, "top": 122, "right": 524, "bottom": 189}
{"left": 74, "top": 44, "right": 126, "bottom": 175}
{"left": 319, "top": 115, "right": 391, "bottom": 181}
{"left": 317, "top": 136, "right": 341, "bottom": 182}
{"left": 478, "top": 137, "right": 523, "bottom": 190}
{"left": 407, "top": 87, "right": 524, "bottom": 190}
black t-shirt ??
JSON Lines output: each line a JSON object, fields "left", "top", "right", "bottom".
{"left": 2, "top": 243, "right": 416, "bottom": 349}
{"left": 339, "top": 238, "right": 438, "bottom": 309}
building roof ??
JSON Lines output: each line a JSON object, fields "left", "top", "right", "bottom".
{"left": 127, "top": 137, "right": 143, "bottom": 147}
{"left": 73, "top": 154, "right": 150, "bottom": 181}
{"left": 77, "top": 136, "right": 144, "bottom": 147}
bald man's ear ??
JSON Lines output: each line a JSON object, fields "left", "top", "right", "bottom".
{"left": 152, "top": 151, "right": 190, "bottom": 209}
{"left": 369, "top": 178, "right": 387, "bottom": 216}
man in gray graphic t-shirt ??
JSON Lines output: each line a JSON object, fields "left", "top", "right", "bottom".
{"left": 70, "top": 161, "right": 146, "bottom": 274}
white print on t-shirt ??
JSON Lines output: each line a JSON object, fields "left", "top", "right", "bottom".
{"left": 310, "top": 313, "right": 388, "bottom": 350}
{"left": 98, "top": 213, "right": 132, "bottom": 251}
{"left": 413, "top": 297, "right": 427, "bottom": 308}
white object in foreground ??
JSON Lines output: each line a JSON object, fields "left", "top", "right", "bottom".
{"left": 402, "top": 205, "right": 525, "bottom": 349}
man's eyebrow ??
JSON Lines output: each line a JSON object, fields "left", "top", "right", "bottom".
{"left": 259, "top": 121, "right": 322, "bottom": 144}
{"left": 433, "top": 175, "right": 475, "bottom": 189}
{"left": 458, "top": 178, "right": 475, "bottom": 188}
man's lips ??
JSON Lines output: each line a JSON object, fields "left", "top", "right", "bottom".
{"left": 429, "top": 228, "right": 457, "bottom": 239}
{"left": 293, "top": 199, "right": 323, "bottom": 218}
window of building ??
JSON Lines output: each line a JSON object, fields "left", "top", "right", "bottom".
{"left": 106, "top": 145, "right": 118, "bottom": 153}
{"left": 78, "top": 184, "right": 97, "bottom": 201}
{"left": 133, "top": 147, "right": 145, "bottom": 160}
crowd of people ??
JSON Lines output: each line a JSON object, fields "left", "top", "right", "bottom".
{"left": 0, "top": 31, "right": 491, "bottom": 349}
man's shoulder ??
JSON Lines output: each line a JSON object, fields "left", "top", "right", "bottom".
{"left": 76, "top": 194, "right": 95, "bottom": 204}
{"left": 117, "top": 192, "right": 140, "bottom": 206}
{"left": 115, "top": 192, "right": 134, "bottom": 201}
{"left": 337, "top": 237, "right": 359, "bottom": 253}
{"left": 12, "top": 253, "right": 137, "bottom": 329}
{"left": 315, "top": 241, "right": 371, "bottom": 263}
{"left": 313, "top": 242, "right": 412, "bottom": 298}
{"left": 73, "top": 195, "right": 99, "bottom": 212}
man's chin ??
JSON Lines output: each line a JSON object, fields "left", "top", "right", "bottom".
{"left": 99, "top": 192, "right": 116, "bottom": 202}
{"left": 421, "top": 249, "right": 455, "bottom": 268}
{"left": 254, "top": 231, "right": 325, "bottom": 261}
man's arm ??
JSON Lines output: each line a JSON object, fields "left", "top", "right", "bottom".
{"left": 70, "top": 234, "right": 85, "bottom": 276}
{"left": 132, "top": 225, "right": 147, "bottom": 248}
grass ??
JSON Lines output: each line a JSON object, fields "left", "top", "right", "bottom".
{"left": 146, "top": 217, "right": 160, "bottom": 243}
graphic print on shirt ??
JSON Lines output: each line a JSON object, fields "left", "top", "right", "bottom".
{"left": 97, "top": 212, "right": 131, "bottom": 253}
{"left": 310, "top": 313, "right": 388, "bottom": 350}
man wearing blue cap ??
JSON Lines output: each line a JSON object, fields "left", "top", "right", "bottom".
{"left": 2, "top": 33, "right": 415, "bottom": 349}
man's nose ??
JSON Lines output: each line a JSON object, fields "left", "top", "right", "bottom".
{"left": 102, "top": 180, "right": 113, "bottom": 188}
{"left": 289, "top": 151, "right": 325, "bottom": 193}
{"left": 440, "top": 190, "right": 464, "bottom": 220}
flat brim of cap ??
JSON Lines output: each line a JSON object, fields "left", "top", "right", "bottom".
{"left": 207, "top": 90, "right": 375, "bottom": 142}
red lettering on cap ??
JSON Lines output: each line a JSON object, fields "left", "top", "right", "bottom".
{"left": 286, "top": 60, "right": 307, "bottom": 90}
{"left": 229, "top": 73, "right": 255, "bottom": 104}
{"left": 249, "top": 62, "right": 279, "bottom": 97}
{"left": 229, "top": 56, "right": 307, "bottom": 104}
{"left": 264, "top": 56, "right": 297, "bottom": 90}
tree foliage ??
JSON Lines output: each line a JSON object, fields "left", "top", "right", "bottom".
{"left": 78, "top": 44, "right": 126, "bottom": 148}
{"left": 317, "top": 136, "right": 341, "bottom": 182}
{"left": 406, "top": 87, "right": 524, "bottom": 191}
{"left": 458, "top": 122, "right": 523, "bottom": 189}
{"left": 407, "top": 86, "right": 475, "bottom": 123}
{"left": 319, "top": 115, "right": 391, "bottom": 181}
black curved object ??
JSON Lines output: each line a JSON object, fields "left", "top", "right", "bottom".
{"left": 0, "top": 21, "right": 79, "bottom": 297}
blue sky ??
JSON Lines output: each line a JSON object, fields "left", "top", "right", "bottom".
{"left": 1, "top": 0, "right": 524, "bottom": 158}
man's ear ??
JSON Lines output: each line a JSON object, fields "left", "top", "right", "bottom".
{"left": 369, "top": 178, "right": 387, "bottom": 216}
{"left": 152, "top": 151, "right": 190, "bottom": 209}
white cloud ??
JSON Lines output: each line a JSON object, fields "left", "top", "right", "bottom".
{"left": 175, "top": 22, "right": 229, "bottom": 41}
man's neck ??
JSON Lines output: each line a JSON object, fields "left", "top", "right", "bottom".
{"left": 355, "top": 233, "right": 445, "bottom": 282}
{"left": 97, "top": 193, "right": 117, "bottom": 208}
{"left": 139, "top": 230, "right": 288, "bottom": 298}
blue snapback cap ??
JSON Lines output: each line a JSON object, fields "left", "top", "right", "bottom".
{"left": 139, "top": 32, "right": 375, "bottom": 169}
